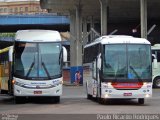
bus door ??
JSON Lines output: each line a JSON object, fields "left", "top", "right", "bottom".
{"left": 92, "top": 58, "right": 99, "bottom": 98}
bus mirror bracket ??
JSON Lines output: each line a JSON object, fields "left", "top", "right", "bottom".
{"left": 97, "top": 53, "right": 101, "bottom": 70}
{"left": 62, "top": 46, "right": 67, "bottom": 63}
{"left": 153, "top": 59, "right": 158, "bottom": 69}
{"left": 152, "top": 54, "right": 158, "bottom": 69}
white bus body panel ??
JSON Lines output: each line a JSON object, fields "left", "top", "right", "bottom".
{"left": 100, "top": 82, "right": 152, "bottom": 99}
{"left": 13, "top": 77, "right": 62, "bottom": 97}
{"left": 15, "top": 30, "right": 61, "bottom": 42}
{"left": 84, "top": 35, "right": 150, "bottom": 48}
{"left": 86, "top": 70, "right": 152, "bottom": 99}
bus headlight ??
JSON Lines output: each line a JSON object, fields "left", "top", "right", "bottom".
{"left": 143, "top": 82, "right": 147, "bottom": 86}
{"left": 60, "top": 80, "right": 63, "bottom": 84}
{"left": 53, "top": 80, "right": 63, "bottom": 86}
{"left": 104, "top": 94, "right": 109, "bottom": 98}
{"left": 145, "top": 94, "right": 150, "bottom": 98}
{"left": 102, "top": 82, "right": 112, "bottom": 88}
{"left": 12, "top": 80, "right": 16, "bottom": 84}
{"left": 14, "top": 81, "right": 25, "bottom": 87}
{"left": 107, "top": 82, "right": 112, "bottom": 86}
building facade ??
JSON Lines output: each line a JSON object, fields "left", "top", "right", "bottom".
{"left": 0, "top": 0, "right": 47, "bottom": 15}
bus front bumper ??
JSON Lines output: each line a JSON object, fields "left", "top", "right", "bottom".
{"left": 13, "top": 84, "right": 62, "bottom": 97}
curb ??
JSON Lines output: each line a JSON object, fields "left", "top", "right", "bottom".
{"left": 63, "top": 83, "right": 83, "bottom": 86}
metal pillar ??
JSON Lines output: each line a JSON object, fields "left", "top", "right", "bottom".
{"left": 140, "top": 0, "right": 147, "bottom": 39}
{"left": 99, "top": 0, "right": 108, "bottom": 35}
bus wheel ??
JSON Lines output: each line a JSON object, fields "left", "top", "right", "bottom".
{"left": 87, "top": 94, "right": 92, "bottom": 100}
{"left": 153, "top": 77, "right": 160, "bottom": 88}
{"left": 138, "top": 98, "right": 144, "bottom": 104}
{"left": 98, "top": 98, "right": 107, "bottom": 105}
{"left": 14, "top": 97, "right": 25, "bottom": 104}
{"left": 54, "top": 96, "right": 60, "bottom": 103}
{"left": 0, "top": 90, "right": 8, "bottom": 94}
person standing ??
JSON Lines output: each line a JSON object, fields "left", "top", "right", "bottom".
{"left": 75, "top": 71, "right": 81, "bottom": 86}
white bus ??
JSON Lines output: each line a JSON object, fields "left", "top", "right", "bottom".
{"left": 10, "top": 30, "right": 67, "bottom": 103}
{"left": 151, "top": 44, "right": 160, "bottom": 88}
{"left": 83, "top": 35, "right": 152, "bottom": 104}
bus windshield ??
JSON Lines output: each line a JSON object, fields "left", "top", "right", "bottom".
{"left": 14, "top": 42, "right": 62, "bottom": 80}
{"left": 103, "top": 44, "right": 151, "bottom": 82}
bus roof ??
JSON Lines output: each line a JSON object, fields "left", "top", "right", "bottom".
{"left": 84, "top": 35, "right": 150, "bottom": 48}
{"left": 15, "top": 30, "right": 61, "bottom": 42}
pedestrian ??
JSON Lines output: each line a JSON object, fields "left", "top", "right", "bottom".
{"left": 75, "top": 71, "right": 81, "bottom": 86}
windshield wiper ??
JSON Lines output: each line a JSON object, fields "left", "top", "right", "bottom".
{"left": 129, "top": 66, "right": 142, "bottom": 82}
{"left": 26, "top": 54, "right": 36, "bottom": 78}
{"left": 42, "top": 62, "right": 51, "bottom": 79}
{"left": 26, "top": 61, "right": 35, "bottom": 78}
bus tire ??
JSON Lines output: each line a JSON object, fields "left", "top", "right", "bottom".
{"left": 86, "top": 82, "right": 92, "bottom": 100}
{"left": 15, "top": 96, "right": 25, "bottom": 104}
{"left": 54, "top": 96, "right": 60, "bottom": 103}
{"left": 0, "top": 90, "right": 8, "bottom": 94}
{"left": 138, "top": 98, "right": 144, "bottom": 104}
{"left": 98, "top": 98, "right": 107, "bottom": 105}
{"left": 87, "top": 94, "right": 92, "bottom": 100}
{"left": 153, "top": 77, "right": 160, "bottom": 88}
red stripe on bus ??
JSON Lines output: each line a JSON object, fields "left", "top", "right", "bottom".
{"left": 111, "top": 82, "right": 143, "bottom": 89}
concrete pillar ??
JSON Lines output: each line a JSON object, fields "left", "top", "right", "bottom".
{"left": 69, "top": 5, "right": 82, "bottom": 67}
{"left": 69, "top": 10, "right": 76, "bottom": 66}
{"left": 90, "top": 16, "right": 94, "bottom": 41}
{"left": 75, "top": 4, "right": 82, "bottom": 66}
{"left": 99, "top": 0, "right": 108, "bottom": 35}
{"left": 82, "top": 18, "right": 88, "bottom": 45}
{"left": 140, "top": 0, "right": 147, "bottom": 39}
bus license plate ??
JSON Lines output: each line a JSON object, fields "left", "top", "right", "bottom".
{"left": 123, "top": 93, "right": 132, "bottom": 96}
{"left": 34, "top": 91, "right": 42, "bottom": 94}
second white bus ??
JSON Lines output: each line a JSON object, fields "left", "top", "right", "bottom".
{"left": 83, "top": 35, "right": 152, "bottom": 104}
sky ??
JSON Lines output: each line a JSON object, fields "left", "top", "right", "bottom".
{"left": 0, "top": 0, "right": 39, "bottom": 2}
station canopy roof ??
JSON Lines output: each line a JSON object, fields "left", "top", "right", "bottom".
{"left": 40, "top": 0, "right": 160, "bottom": 23}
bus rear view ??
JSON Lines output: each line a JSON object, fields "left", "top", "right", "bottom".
{"left": 13, "top": 30, "right": 64, "bottom": 103}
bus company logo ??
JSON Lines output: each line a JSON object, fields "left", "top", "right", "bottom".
{"left": 31, "top": 82, "right": 46, "bottom": 85}
{"left": 36, "top": 85, "right": 40, "bottom": 89}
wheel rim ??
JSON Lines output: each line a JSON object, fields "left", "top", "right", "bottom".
{"left": 156, "top": 79, "right": 160, "bottom": 87}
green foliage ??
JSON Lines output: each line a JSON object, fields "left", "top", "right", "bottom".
{"left": 0, "top": 33, "right": 15, "bottom": 37}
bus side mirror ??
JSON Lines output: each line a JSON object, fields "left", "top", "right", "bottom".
{"left": 97, "top": 53, "right": 101, "bottom": 70}
{"left": 62, "top": 46, "right": 67, "bottom": 62}
{"left": 153, "top": 59, "right": 158, "bottom": 69}
{"left": 152, "top": 54, "right": 158, "bottom": 69}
